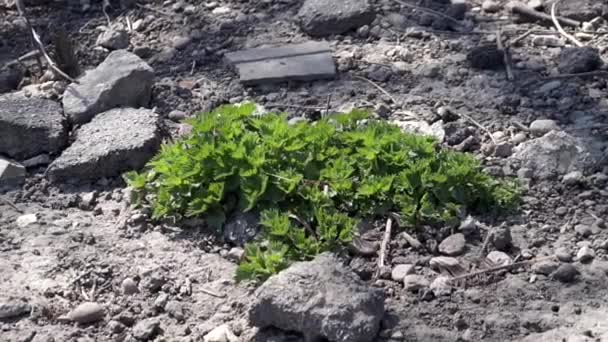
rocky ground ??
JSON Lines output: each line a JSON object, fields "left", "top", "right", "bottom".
{"left": 2, "top": 0, "right": 608, "bottom": 341}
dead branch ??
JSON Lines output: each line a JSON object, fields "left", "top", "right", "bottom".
{"left": 496, "top": 28, "right": 514, "bottom": 81}
{"left": 510, "top": 2, "right": 580, "bottom": 28}
{"left": 199, "top": 287, "right": 226, "bottom": 298}
{"left": 449, "top": 255, "right": 556, "bottom": 283}
{"left": 376, "top": 216, "right": 393, "bottom": 277}
{"left": 0, "top": 197, "right": 22, "bottom": 213}
{"left": 455, "top": 110, "right": 497, "bottom": 145}
{"left": 550, "top": 0, "right": 584, "bottom": 47}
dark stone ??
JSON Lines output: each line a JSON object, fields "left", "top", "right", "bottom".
{"left": 558, "top": 47, "right": 602, "bottom": 74}
{"left": 467, "top": 45, "right": 504, "bottom": 70}
{"left": 297, "top": 0, "right": 375, "bottom": 36}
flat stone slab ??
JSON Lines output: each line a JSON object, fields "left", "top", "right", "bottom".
{"left": 225, "top": 41, "right": 336, "bottom": 85}
{"left": 0, "top": 91, "right": 67, "bottom": 160}
{"left": 62, "top": 50, "right": 154, "bottom": 125}
{"left": 0, "top": 157, "right": 26, "bottom": 187}
{"left": 47, "top": 107, "right": 160, "bottom": 182}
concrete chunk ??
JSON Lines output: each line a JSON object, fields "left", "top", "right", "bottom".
{"left": 48, "top": 108, "right": 160, "bottom": 182}
{"left": 225, "top": 41, "right": 336, "bottom": 85}
{"left": 62, "top": 50, "right": 154, "bottom": 125}
{"left": 0, "top": 91, "right": 67, "bottom": 159}
{"left": 0, "top": 157, "right": 26, "bottom": 186}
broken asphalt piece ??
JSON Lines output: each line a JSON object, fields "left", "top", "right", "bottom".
{"left": 250, "top": 253, "right": 384, "bottom": 342}
{"left": 225, "top": 41, "right": 336, "bottom": 85}
{"left": 47, "top": 108, "right": 161, "bottom": 182}
{"left": 0, "top": 91, "right": 67, "bottom": 160}
{"left": 62, "top": 50, "right": 154, "bottom": 125}
{"left": 297, "top": 0, "right": 375, "bottom": 36}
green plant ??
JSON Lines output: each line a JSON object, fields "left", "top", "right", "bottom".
{"left": 125, "top": 103, "right": 520, "bottom": 283}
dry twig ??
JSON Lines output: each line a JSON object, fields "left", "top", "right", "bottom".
{"left": 353, "top": 75, "right": 399, "bottom": 105}
{"left": 376, "top": 216, "right": 393, "bottom": 276}
{"left": 449, "top": 255, "right": 556, "bottom": 283}
{"left": 496, "top": 27, "right": 514, "bottom": 81}
{"left": 0, "top": 198, "right": 22, "bottom": 213}
{"left": 199, "top": 287, "right": 226, "bottom": 298}
{"left": 550, "top": 0, "right": 583, "bottom": 47}
{"left": 456, "top": 110, "right": 497, "bottom": 145}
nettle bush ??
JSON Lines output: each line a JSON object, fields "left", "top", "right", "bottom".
{"left": 125, "top": 103, "right": 519, "bottom": 282}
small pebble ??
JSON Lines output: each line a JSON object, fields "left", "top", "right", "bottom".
{"left": 552, "top": 264, "right": 579, "bottom": 283}
{"left": 403, "top": 275, "right": 430, "bottom": 292}
{"left": 391, "top": 264, "right": 415, "bottom": 282}
{"left": 577, "top": 246, "right": 595, "bottom": 263}
{"left": 121, "top": 278, "right": 139, "bottom": 295}
{"left": 481, "top": 0, "right": 500, "bottom": 13}
{"left": 67, "top": 302, "right": 105, "bottom": 324}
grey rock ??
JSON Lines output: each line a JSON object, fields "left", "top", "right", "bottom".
{"left": 21, "top": 154, "right": 50, "bottom": 168}
{"left": 492, "top": 225, "right": 512, "bottom": 251}
{"left": 494, "top": 142, "right": 514, "bottom": 158}
{"left": 48, "top": 108, "right": 160, "bottom": 182}
{"left": 165, "top": 301, "right": 184, "bottom": 321}
{"left": 527, "top": 0, "right": 543, "bottom": 10}
{"left": 393, "top": 120, "right": 445, "bottom": 142}
{"left": 529, "top": 119, "right": 559, "bottom": 136}
{"left": 577, "top": 246, "right": 595, "bottom": 263}
{"left": 121, "top": 278, "right": 139, "bottom": 295}
{"left": 0, "top": 91, "right": 67, "bottom": 159}
{"left": 250, "top": 253, "right": 384, "bottom": 342}
{"left": 16, "top": 214, "right": 37, "bottom": 227}
{"left": 367, "top": 65, "right": 391, "bottom": 82}
{"left": 554, "top": 247, "right": 572, "bottom": 262}
{"left": 203, "top": 324, "right": 238, "bottom": 342}
{"left": 446, "top": 0, "right": 467, "bottom": 19}
{"left": 429, "top": 256, "right": 460, "bottom": 271}
{"left": 223, "top": 211, "right": 259, "bottom": 246}
{"left": 512, "top": 131, "right": 597, "bottom": 180}
{"left": 0, "top": 67, "right": 23, "bottom": 93}
{"left": 555, "top": 0, "right": 606, "bottom": 21}
{"left": 151, "top": 47, "right": 177, "bottom": 64}
{"left": 430, "top": 276, "right": 452, "bottom": 296}
{"left": 575, "top": 224, "right": 593, "bottom": 238}
{"left": 225, "top": 247, "right": 245, "bottom": 262}
{"left": 552, "top": 264, "right": 579, "bottom": 283}
{"left": 486, "top": 251, "right": 512, "bottom": 266}
{"left": 63, "top": 50, "right": 154, "bottom": 125}
{"left": 386, "top": 12, "right": 407, "bottom": 29}
{"left": 532, "top": 35, "right": 564, "bottom": 47}
{"left": 391, "top": 264, "right": 415, "bottom": 282}
{"left": 0, "top": 301, "right": 31, "bottom": 319}
{"left": 97, "top": 29, "right": 130, "bottom": 50}
{"left": 438, "top": 233, "right": 466, "bottom": 256}
{"left": 558, "top": 47, "right": 602, "bottom": 74}
{"left": 154, "top": 292, "right": 169, "bottom": 309}
{"left": 482, "top": 0, "right": 500, "bottom": 12}
{"left": 531, "top": 260, "right": 559, "bottom": 275}
{"left": 403, "top": 274, "right": 430, "bottom": 292}
{"left": 467, "top": 45, "right": 504, "bottom": 70}
{"left": 537, "top": 80, "right": 562, "bottom": 95}
{"left": 67, "top": 302, "right": 105, "bottom": 324}
{"left": 0, "top": 157, "right": 25, "bottom": 186}
{"left": 297, "top": 0, "right": 375, "bottom": 36}
{"left": 171, "top": 35, "right": 192, "bottom": 50}
{"left": 563, "top": 171, "right": 584, "bottom": 185}
{"left": 168, "top": 110, "right": 187, "bottom": 122}
{"left": 132, "top": 318, "right": 160, "bottom": 340}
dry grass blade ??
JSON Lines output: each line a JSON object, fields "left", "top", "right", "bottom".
{"left": 456, "top": 110, "right": 497, "bottom": 145}
{"left": 449, "top": 255, "right": 556, "bottom": 283}
{"left": 550, "top": 0, "right": 584, "bottom": 47}
{"left": 496, "top": 28, "right": 514, "bottom": 81}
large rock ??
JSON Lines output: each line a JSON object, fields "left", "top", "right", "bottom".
{"left": 0, "top": 92, "right": 67, "bottom": 159}
{"left": 555, "top": 0, "right": 607, "bottom": 22}
{"left": 0, "top": 158, "right": 25, "bottom": 187}
{"left": 512, "top": 131, "right": 599, "bottom": 179}
{"left": 47, "top": 108, "right": 160, "bottom": 182}
{"left": 558, "top": 47, "right": 602, "bottom": 74}
{"left": 297, "top": 0, "right": 375, "bottom": 36}
{"left": 250, "top": 253, "right": 384, "bottom": 342}
{"left": 62, "top": 50, "right": 154, "bottom": 125}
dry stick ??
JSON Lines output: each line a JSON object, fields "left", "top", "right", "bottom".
{"left": 376, "top": 216, "right": 393, "bottom": 277}
{"left": 477, "top": 227, "right": 495, "bottom": 262}
{"left": 496, "top": 28, "right": 514, "bottom": 81}
{"left": 509, "top": 29, "right": 534, "bottom": 46}
{"left": 15, "top": 0, "right": 79, "bottom": 84}
{"left": 449, "top": 255, "right": 556, "bottom": 283}
{"left": 353, "top": 75, "right": 399, "bottom": 106}
{"left": 510, "top": 2, "right": 580, "bottom": 28}
{"left": 456, "top": 110, "right": 497, "bottom": 145}
{"left": 551, "top": 0, "right": 584, "bottom": 47}
{"left": 200, "top": 287, "right": 226, "bottom": 298}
